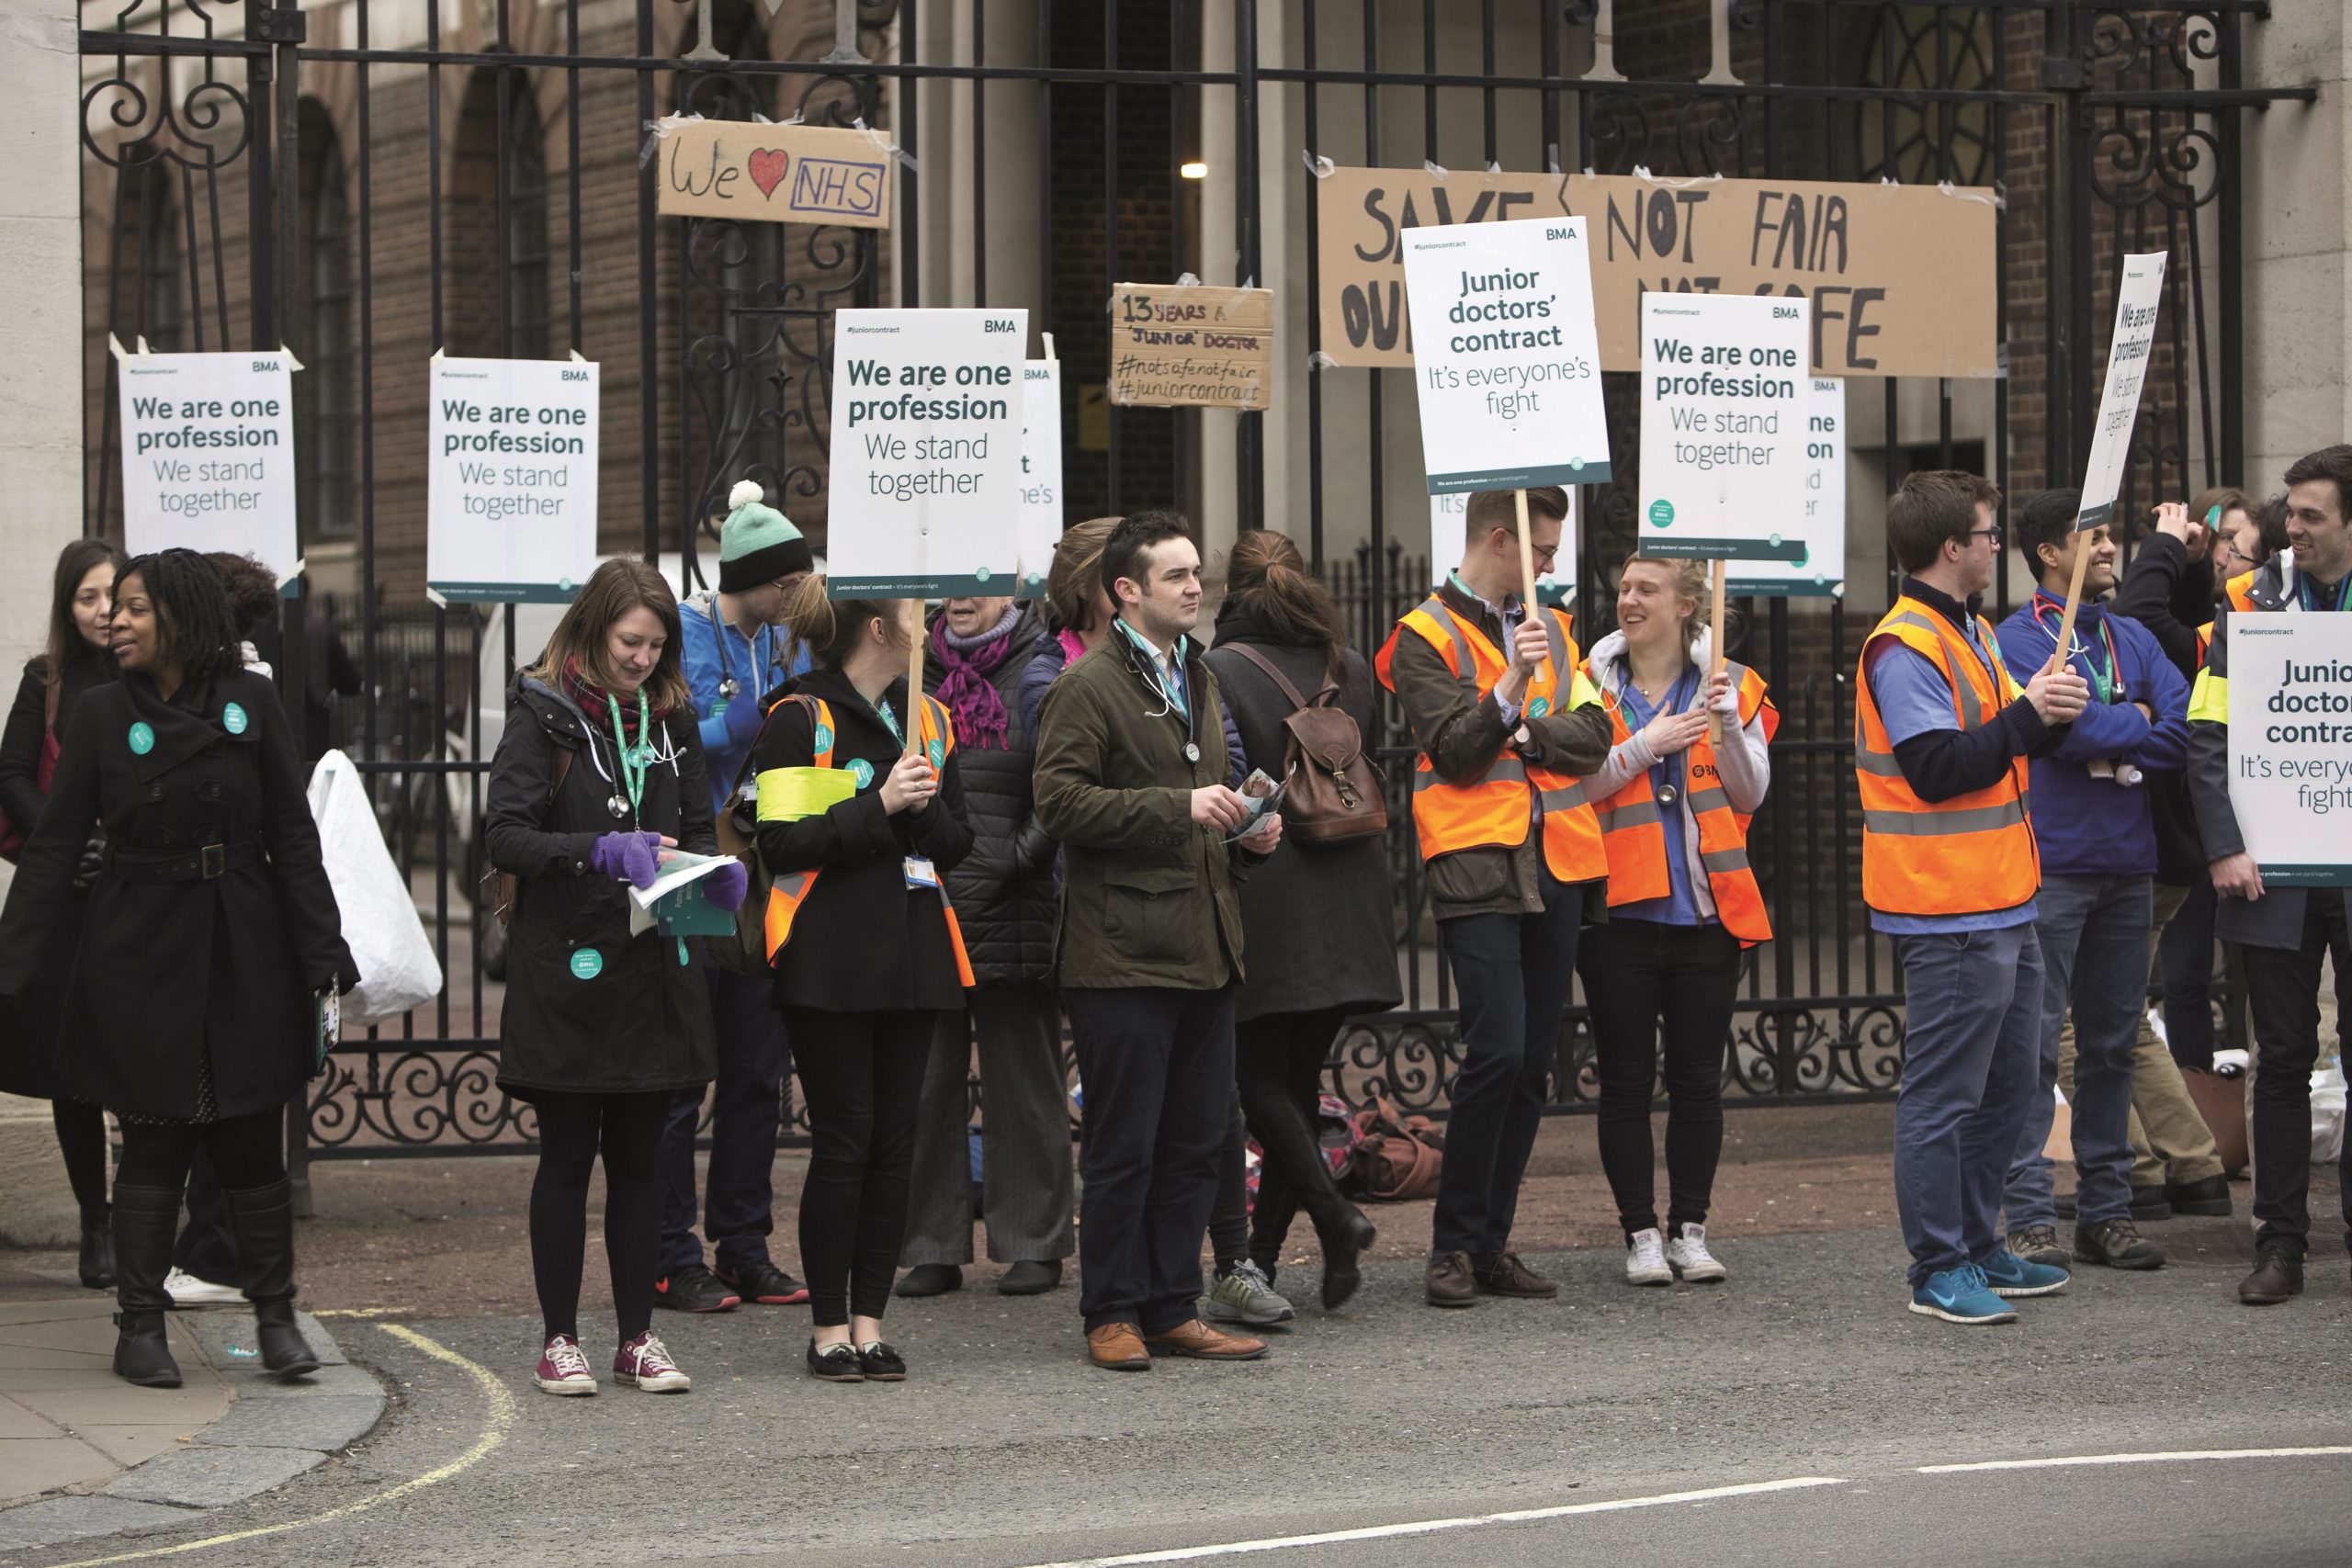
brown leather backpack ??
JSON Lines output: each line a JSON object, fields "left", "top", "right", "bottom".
{"left": 1225, "top": 643, "right": 1387, "bottom": 845}
{"left": 1344, "top": 1095, "right": 1444, "bottom": 1202}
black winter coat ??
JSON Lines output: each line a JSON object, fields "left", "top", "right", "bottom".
{"left": 922, "top": 607, "right": 1055, "bottom": 986}
{"left": 752, "top": 664, "right": 974, "bottom": 1013}
{"left": 486, "top": 676, "right": 717, "bottom": 1100}
{"left": 0, "top": 669, "right": 353, "bottom": 1121}
{"left": 1205, "top": 610, "right": 1403, "bottom": 1023}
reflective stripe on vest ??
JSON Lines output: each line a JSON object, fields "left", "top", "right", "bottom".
{"left": 1589, "top": 659, "right": 1777, "bottom": 945}
{"left": 1852, "top": 597, "right": 2039, "bottom": 918}
{"left": 1375, "top": 599, "right": 1607, "bottom": 884}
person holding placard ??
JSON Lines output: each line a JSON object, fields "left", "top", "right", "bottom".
{"left": 1992, "top": 491, "right": 2190, "bottom": 1277}
{"left": 2187, "top": 446, "right": 2352, "bottom": 1307}
{"left": 749, "top": 579, "right": 973, "bottom": 1381}
{"left": 1855, "top": 472, "right": 2087, "bottom": 1326}
{"left": 1375, "top": 487, "right": 1613, "bottom": 1310}
{"left": 1576, "top": 554, "right": 1774, "bottom": 1288}
{"left": 488, "top": 558, "right": 739, "bottom": 1396}
{"left": 655, "top": 481, "right": 814, "bottom": 1317}
{"left": 0, "top": 550, "right": 355, "bottom": 1390}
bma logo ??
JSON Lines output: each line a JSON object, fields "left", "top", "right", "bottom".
{"left": 1772, "top": 306, "right": 1802, "bottom": 319}
{"left": 985, "top": 319, "right": 1017, "bottom": 333}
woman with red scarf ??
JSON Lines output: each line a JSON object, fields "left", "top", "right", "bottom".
{"left": 487, "top": 558, "right": 744, "bottom": 1398}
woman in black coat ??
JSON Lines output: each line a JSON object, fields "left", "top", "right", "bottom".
{"left": 0, "top": 549, "right": 352, "bottom": 1390}
{"left": 0, "top": 538, "right": 124, "bottom": 1289}
{"left": 751, "top": 579, "right": 972, "bottom": 1381}
{"left": 1204, "top": 529, "right": 1400, "bottom": 1310}
{"left": 487, "top": 558, "right": 735, "bottom": 1399}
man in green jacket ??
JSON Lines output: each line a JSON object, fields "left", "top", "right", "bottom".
{"left": 1033, "top": 511, "right": 1283, "bottom": 1371}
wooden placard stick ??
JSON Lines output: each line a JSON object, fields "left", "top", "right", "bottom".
{"left": 1707, "top": 558, "right": 1729, "bottom": 745}
{"left": 1513, "top": 487, "right": 1548, "bottom": 684}
{"left": 2045, "top": 519, "right": 2098, "bottom": 674}
{"left": 903, "top": 598, "right": 927, "bottom": 759}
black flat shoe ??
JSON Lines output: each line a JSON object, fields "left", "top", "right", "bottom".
{"left": 997, "top": 1260, "right": 1061, "bottom": 1296}
{"left": 1319, "top": 1210, "right": 1377, "bottom": 1311}
{"left": 895, "top": 1264, "right": 962, "bottom": 1298}
{"left": 855, "top": 1340, "right": 907, "bottom": 1381}
{"left": 807, "top": 1338, "right": 864, "bottom": 1382}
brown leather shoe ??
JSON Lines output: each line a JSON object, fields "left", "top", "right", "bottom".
{"left": 2237, "top": 1246, "right": 2303, "bottom": 1306}
{"left": 1473, "top": 1250, "right": 1559, "bottom": 1298}
{"left": 1426, "top": 1249, "right": 1476, "bottom": 1308}
{"left": 1141, "top": 1319, "right": 1268, "bottom": 1360}
{"left": 1086, "top": 1323, "right": 1151, "bottom": 1371}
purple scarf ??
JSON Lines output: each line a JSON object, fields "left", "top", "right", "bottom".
{"left": 929, "top": 605, "right": 1020, "bottom": 750}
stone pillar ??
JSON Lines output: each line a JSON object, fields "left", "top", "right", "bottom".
{"left": 2245, "top": 8, "right": 2347, "bottom": 493}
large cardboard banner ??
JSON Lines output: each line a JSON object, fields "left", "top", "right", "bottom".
{"left": 1315, "top": 165, "right": 1999, "bottom": 378}
{"left": 1106, "top": 285, "right": 1274, "bottom": 411}
{"left": 1636, "top": 293, "right": 1810, "bottom": 562}
{"left": 426, "top": 355, "right": 599, "bottom": 604}
{"left": 1018, "top": 359, "right": 1063, "bottom": 595}
{"left": 117, "top": 350, "right": 298, "bottom": 581}
{"left": 2225, "top": 615, "right": 2352, "bottom": 886}
{"left": 1399, "top": 216, "right": 1611, "bottom": 492}
{"left": 2075, "top": 252, "right": 2168, "bottom": 529}
{"left": 654, "top": 118, "right": 894, "bottom": 229}
{"left": 827, "top": 308, "right": 1027, "bottom": 598}
{"left": 1431, "top": 488, "right": 1577, "bottom": 598}
{"left": 1728, "top": 376, "right": 1847, "bottom": 597}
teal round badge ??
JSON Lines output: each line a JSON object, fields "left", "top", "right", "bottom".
{"left": 221, "top": 702, "right": 248, "bottom": 736}
{"left": 812, "top": 722, "right": 834, "bottom": 753}
{"left": 928, "top": 738, "right": 945, "bottom": 769}
{"left": 975, "top": 567, "right": 992, "bottom": 583}
{"left": 568, "top": 948, "right": 603, "bottom": 980}
{"left": 628, "top": 745, "right": 652, "bottom": 769}
{"left": 127, "top": 722, "right": 154, "bottom": 756}
{"left": 1527, "top": 696, "right": 1551, "bottom": 717}
{"left": 1647, "top": 499, "right": 1675, "bottom": 528}
{"left": 848, "top": 758, "right": 876, "bottom": 789}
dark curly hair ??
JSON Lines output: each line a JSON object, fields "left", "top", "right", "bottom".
{"left": 204, "top": 551, "right": 281, "bottom": 641}
{"left": 118, "top": 548, "right": 242, "bottom": 682}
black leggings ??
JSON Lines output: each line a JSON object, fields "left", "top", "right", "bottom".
{"left": 1578, "top": 919, "right": 1741, "bottom": 1238}
{"left": 787, "top": 1008, "right": 935, "bottom": 1327}
{"left": 529, "top": 1090, "right": 670, "bottom": 1346}
{"left": 1236, "top": 1008, "right": 1354, "bottom": 1274}
{"left": 114, "top": 1108, "right": 285, "bottom": 1191}
{"left": 52, "top": 1101, "right": 110, "bottom": 1213}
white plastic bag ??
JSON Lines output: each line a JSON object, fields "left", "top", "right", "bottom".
{"left": 2311, "top": 1060, "right": 2346, "bottom": 1167}
{"left": 306, "top": 750, "right": 443, "bottom": 1025}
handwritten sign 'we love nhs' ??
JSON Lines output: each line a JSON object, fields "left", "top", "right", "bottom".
{"left": 654, "top": 118, "right": 895, "bottom": 230}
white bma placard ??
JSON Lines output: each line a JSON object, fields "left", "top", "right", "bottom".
{"left": 828, "top": 308, "right": 1028, "bottom": 597}
{"left": 1430, "top": 489, "right": 1577, "bottom": 601}
{"left": 2225, "top": 614, "right": 2352, "bottom": 886}
{"left": 1017, "top": 359, "right": 1063, "bottom": 596}
{"left": 1400, "top": 217, "right": 1611, "bottom": 492}
{"left": 1727, "top": 376, "right": 1847, "bottom": 597}
{"left": 427, "top": 355, "right": 600, "bottom": 604}
{"left": 2076, "top": 252, "right": 2167, "bottom": 530}
{"left": 1636, "top": 293, "right": 1810, "bottom": 563}
{"left": 117, "top": 351, "right": 299, "bottom": 581}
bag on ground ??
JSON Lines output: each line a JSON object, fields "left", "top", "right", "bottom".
{"left": 307, "top": 749, "right": 443, "bottom": 1025}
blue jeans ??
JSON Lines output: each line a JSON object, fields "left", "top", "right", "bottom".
{"left": 1892, "top": 923, "right": 2044, "bottom": 1288}
{"left": 2005, "top": 874, "right": 2149, "bottom": 1231}
{"left": 657, "top": 964, "right": 790, "bottom": 1276}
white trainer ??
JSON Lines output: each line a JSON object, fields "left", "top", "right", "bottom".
{"left": 163, "top": 1267, "right": 243, "bottom": 1307}
{"left": 1668, "top": 1224, "right": 1727, "bottom": 1282}
{"left": 1623, "top": 1227, "right": 1672, "bottom": 1286}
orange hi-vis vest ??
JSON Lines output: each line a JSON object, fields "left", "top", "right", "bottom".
{"left": 1589, "top": 659, "right": 1778, "bottom": 945}
{"left": 2223, "top": 570, "right": 2258, "bottom": 614}
{"left": 757, "top": 693, "right": 976, "bottom": 987}
{"left": 1853, "top": 596, "right": 2039, "bottom": 918}
{"left": 1374, "top": 596, "right": 1608, "bottom": 884}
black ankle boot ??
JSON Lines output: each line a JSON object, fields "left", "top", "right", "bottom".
{"left": 1316, "top": 1203, "right": 1378, "bottom": 1311}
{"left": 225, "top": 1179, "right": 319, "bottom": 1379}
{"left": 110, "top": 1184, "right": 184, "bottom": 1388}
{"left": 79, "top": 1205, "right": 116, "bottom": 1291}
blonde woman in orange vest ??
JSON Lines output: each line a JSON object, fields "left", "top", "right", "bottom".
{"left": 1577, "top": 555, "right": 1774, "bottom": 1288}
{"left": 1375, "top": 486, "right": 1612, "bottom": 1309}
{"left": 749, "top": 578, "right": 973, "bottom": 1382}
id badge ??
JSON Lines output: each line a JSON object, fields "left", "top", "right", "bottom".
{"left": 903, "top": 855, "right": 941, "bottom": 889}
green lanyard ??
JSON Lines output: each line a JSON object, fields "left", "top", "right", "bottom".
{"left": 607, "top": 689, "right": 652, "bottom": 820}
{"left": 871, "top": 693, "right": 904, "bottom": 746}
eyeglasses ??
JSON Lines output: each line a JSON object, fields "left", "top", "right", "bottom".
{"left": 1531, "top": 544, "right": 1560, "bottom": 567}
{"left": 1966, "top": 525, "right": 2004, "bottom": 547}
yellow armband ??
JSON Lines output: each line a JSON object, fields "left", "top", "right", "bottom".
{"left": 754, "top": 767, "right": 856, "bottom": 822}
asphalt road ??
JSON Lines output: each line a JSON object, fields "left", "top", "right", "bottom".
{"left": 19, "top": 1219, "right": 2352, "bottom": 1568}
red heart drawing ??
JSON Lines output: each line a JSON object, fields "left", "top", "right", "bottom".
{"left": 748, "top": 149, "right": 790, "bottom": 199}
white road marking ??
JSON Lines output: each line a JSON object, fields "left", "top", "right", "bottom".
{"left": 1920, "top": 1445, "right": 2352, "bottom": 1474}
{"left": 1011, "top": 1476, "right": 1851, "bottom": 1568}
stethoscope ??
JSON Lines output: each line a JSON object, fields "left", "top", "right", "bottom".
{"left": 580, "top": 708, "right": 686, "bottom": 820}
{"left": 709, "top": 613, "right": 784, "bottom": 705}
{"left": 1616, "top": 664, "right": 1697, "bottom": 812}
{"left": 1129, "top": 632, "right": 1204, "bottom": 764}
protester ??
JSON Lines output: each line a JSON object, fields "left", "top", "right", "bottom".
{"left": 0, "top": 539, "right": 124, "bottom": 1292}
{"left": 656, "top": 479, "right": 814, "bottom": 1314}
{"left": 1033, "top": 510, "right": 1282, "bottom": 1370}
{"left": 0, "top": 548, "right": 353, "bottom": 1388}
{"left": 2188, "top": 445, "right": 2352, "bottom": 1306}
{"left": 1375, "top": 486, "right": 1611, "bottom": 1309}
{"left": 751, "top": 580, "right": 972, "bottom": 1382}
{"left": 1576, "top": 554, "right": 1774, "bottom": 1287}
{"left": 487, "top": 558, "right": 736, "bottom": 1396}
{"left": 1204, "top": 529, "right": 1397, "bottom": 1310}
{"left": 1856, "top": 471, "right": 2085, "bottom": 1325}
{"left": 1994, "top": 491, "right": 2189, "bottom": 1275}
{"left": 896, "top": 591, "right": 1071, "bottom": 1300}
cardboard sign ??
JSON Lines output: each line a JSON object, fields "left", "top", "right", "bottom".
{"left": 826, "top": 308, "right": 1027, "bottom": 598}
{"left": 117, "top": 350, "right": 299, "bottom": 581}
{"left": 1729, "top": 376, "right": 1847, "bottom": 597}
{"left": 1400, "top": 216, "right": 1611, "bottom": 492}
{"left": 2075, "top": 252, "right": 2167, "bottom": 529}
{"left": 1018, "top": 359, "right": 1063, "bottom": 595}
{"left": 1106, "top": 284, "right": 1274, "bottom": 411}
{"left": 1636, "top": 293, "right": 1810, "bottom": 562}
{"left": 1431, "top": 487, "right": 1577, "bottom": 595}
{"left": 425, "top": 355, "right": 600, "bottom": 604}
{"left": 1315, "top": 164, "right": 1998, "bottom": 378}
{"left": 654, "top": 118, "right": 894, "bottom": 229}
{"left": 2225, "top": 615, "right": 2352, "bottom": 886}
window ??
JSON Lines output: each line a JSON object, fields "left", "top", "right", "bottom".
{"left": 448, "top": 69, "right": 549, "bottom": 359}
{"left": 296, "top": 100, "right": 355, "bottom": 540}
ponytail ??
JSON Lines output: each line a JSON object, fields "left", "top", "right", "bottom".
{"left": 778, "top": 575, "right": 910, "bottom": 669}
{"left": 1222, "top": 528, "right": 1346, "bottom": 685}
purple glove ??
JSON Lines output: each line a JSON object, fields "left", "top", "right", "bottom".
{"left": 704, "top": 858, "right": 750, "bottom": 914}
{"left": 588, "top": 830, "right": 664, "bottom": 889}
{"left": 721, "top": 688, "right": 766, "bottom": 749}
